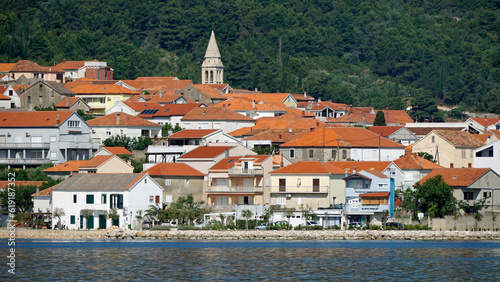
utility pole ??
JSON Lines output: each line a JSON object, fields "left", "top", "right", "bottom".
{"left": 337, "top": 137, "right": 340, "bottom": 161}
{"left": 378, "top": 133, "right": 381, "bottom": 161}
{"left": 435, "top": 145, "right": 440, "bottom": 166}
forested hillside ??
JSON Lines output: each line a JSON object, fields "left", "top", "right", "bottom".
{"left": 1, "top": 0, "right": 498, "bottom": 117}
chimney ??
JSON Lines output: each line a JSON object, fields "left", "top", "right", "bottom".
{"left": 279, "top": 134, "right": 283, "bottom": 140}
{"left": 56, "top": 114, "right": 60, "bottom": 126}
{"left": 362, "top": 114, "right": 366, "bottom": 123}
{"left": 386, "top": 107, "right": 389, "bottom": 114}
{"left": 276, "top": 90, "right": 280, "bottom": 93}
{"left": 484, "top": 115, "right": 487, "bottom": 119}
{"left": 419, "top": 161, "right": 422, "bottom": 168}
{"left": 318, "top": 98, "right": 321, "bottom": 103}
{"left": 468, "top": 163, "right": 472, "bottom": 168}
{"left": 310, "top": 127, "right": 314, "bottom": 132}
{"left": 65, "top": 97, "right": 69, "bottom": 107}
{"left": 159, "top": 90, "right": 163, "bottom": 98}
{"left": 353, "top": 166, "right": 357, "bottom": 174}
{"left": 225, "top": 149, "right": 229, "bottom": 158}
{"left": 255, "top": 88, "right": 258, "bottom": 92}
{"left": 63, "top": 59, "right": 66, "bottom": 64}
{"left": 36, "top": 187, "right": 39, "bottom": 195}
{"left": 304, "top": 92, "right": 307, "bottom": 98}
{"left": 450, "top": 163, "right": 454, "bottom": 168}
{"left": 252, "top": 100, "right": 256, "bottom": 109}
{"left": 116, "top": 113, "right": 120, "bottom": 125}
{"left": 222, "top": 104, "right": 226, "bottom": 110}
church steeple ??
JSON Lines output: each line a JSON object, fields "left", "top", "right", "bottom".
{"left": 202, "top": 30, "right": 223, "bottom": 84}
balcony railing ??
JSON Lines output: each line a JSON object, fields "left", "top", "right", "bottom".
{"left": 0, "top": 158, "right": 50, "bottom": 164}
{"left": 0, "top": 142, "right": 50, "bottom": 148}
{"left": 206, "top": 186, "right": 264, "bottom": 193}
{"left": 228, "top": 167, "right": 264, "bottom": 175}
{"left": 270, "top": 186, "right": 329, "bottom": 194}
{"left": 345, "top": 187, "right": 390, "bottom": 197}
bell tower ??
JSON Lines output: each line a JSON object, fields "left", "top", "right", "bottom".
{"left": 202, "top": 30, "right": 223, "bottom": 84}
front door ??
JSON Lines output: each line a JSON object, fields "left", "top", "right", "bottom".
{"left": 87, "top": 216, "right": 94, "bottom": 229}
{"left": 99, "top": 214, "right": 106, "bottom": 229}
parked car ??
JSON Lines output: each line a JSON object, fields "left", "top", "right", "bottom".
{"left": 255, "top": 222, "right": 271, "bottom": 230}
{"left": 385, "top": 222, "right": 404, "bottom": 230}
{"left": 306, "top": 220, "right": 321, "bottom": 227}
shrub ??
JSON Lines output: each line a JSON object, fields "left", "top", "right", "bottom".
{"left": 151, "top": 226, "right": 170, "bottom": 231}
{"left": 327, "top": 225, "right": 341, "bottom": 230}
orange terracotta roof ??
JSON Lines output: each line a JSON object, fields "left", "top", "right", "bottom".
{"left": 213, "top": 98, "right": 288, "bottom": 112}
{"left": 228, "top": 126, "right": 254, "bottom": 137}
{"left": 0, "top": 94, "right": 10, "bottom": 100}
{"left": 125, "top": 173, "right": 147, "bottom": 190}
{"left": 434, "top": 130, "right": 485, "bottom": 147}
{"left": 64, "top": 78, "right": 98, "bottom": 88}
{"left": 103, "top": 146, "right": 133, "bottom": 155}
{"left": 31, "top": 186, "right": 54, "bottom": 197}
{"left": 169, "top": 129, "right": 218, "bottom": 138}
{"left": 270, "top": 161, "right": 345, "bottom": 174}
{"left": 0, "top": 111, "right": 73, "bottom": 127}
{"left": 69, "top": 83, "right": 140, "bottom": 95}
{"left": 122, "top": 101, "right": 163, "bottom": 112}
{"left": 204, "top": 83, "right": 229, "bottom": 91}
{"left": 417, "top": 168, "right": 490, "bottom": 187}
{"left": 189, "top": 84, "right": 227, "bottom": 99}
{"left": 309, "top": 101, "right": 348, "bottom": 111}
{"left": 10, "top": 60, "right": 49, "bottom": 72}
{"left": 55, "top": 97, "right": 84, "bottom": 108}
{"left": 55, "top": 60, "right": 87, "bottom": 70}
{"left": 359, "top": 192, "right": 390, "bottom": 197}
{"left": 144, "top": 163, "right": 204, "bottom": 176}
{"left": 209, "top": 157, "right": 241, "bottom": 170}
{"left": 87, "top": 112, "right": 161, "bottom": 127}
{"left": 125, "top": 92, "right": 184, "bottom": 103}
{"left": 242, "top": 130, "right": 298, "bottom": 143}
{"left": 123, "top": 77, "right": 191, "bottom": 91}
{"left": 281, "top": 127, "right": 405, "bottom": 148}
{"left": 351, "top": 107, "right": 374, "bottom": 114}
{"left": 327, "top": 161, "right": 392, "bottom": 174}
{"left": 393, "top": 154, "right": 443, "bottom": 170}
{"left": 490, "top": 129, "right": 500, "bottom": 138}
{"left": 362, "top": 170, "right": 388, "bottom": 178}
{"left": 285, "top": 107, "right": 316, "bottom": 117}
{"left": 79, "top": 155, "right": 114, "bottom": 168}
{"left": 234, "top": 155, "right": 270, "bottom": 166}
{"left": 369, "top": 126, "right": 404, "bottom": 136}
{"left": 382, "top": 110, "right": 414, "bottom": 124}
{"left": 137, "top": 103, "right": 201, "bottom": 118}
{"left": 0, "top": 181, "right": 45, "bottom": 189}
{"left": 328, "top": 112, "right": 401, "bottom": 124}
{"left": 178, "top": 146, "right": 233, "bottom": 159}
{"left": 472, "top": 134, "right": 490, "bottom": 143}
{"left": 0, "top": 63, "right": 16, "bottom": 72}
{"left": 470, "top": 117, "right": 500, "bottom": 128}
{"left": 43, "top": 160, "right": 88, "bottom": 172}
{"left": 292, "top": 94, "right": 315, "bottom": 101}
{"left": 181, "top": 106, "right": 254, "bottom": 121}
{"left": 225, "top": 93, "right": 293, "bottom": 104}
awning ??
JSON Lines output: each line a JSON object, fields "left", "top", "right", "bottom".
{"left": 359, "top": 192, "right": 390, "bottom": 197}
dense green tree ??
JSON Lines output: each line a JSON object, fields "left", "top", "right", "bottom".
{"left": 373, "top": 110, "right": 387, "bottom": 126}
{"left": 0, "top": 185, "right": 37, "bottom": 213}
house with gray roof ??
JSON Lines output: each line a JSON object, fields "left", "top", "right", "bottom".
{"left": 20, "top": 80, "right": 76, "bottom": 110}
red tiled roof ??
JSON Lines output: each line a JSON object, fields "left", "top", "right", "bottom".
{"left": 178, "top": 146, "right": 233, "bottom": 159}
{"left": 123, "top": 77, "right": 191, "bottom": 92}
{"left": 362, "top": 170, "right": 388, "bottom": 178}
{"left": 270, "top": 161, "right": 345, "bottom": 174}
{"left": 55, "top": 97, "right": 84, "bottom": 108}
{"left": 0, "top": 111, "right": 73, "bottom": 127}
{"left": 393, "top": 154, "right": 443, "bottom": 170}
{"left": 190, "top": 84, "right": 227, "bottom": 99}
{"left": 55, "top": 60, "right": 89, "bottom": 70}
{"left": 181, "top": 106, "right": 254, "bottom": 121}
{"left": 31, "top": 186, "right": 54, "bottom": 197}
{"left": 69, "top": 83, "right": 140, "bottom": 95}
{"left": 242, "top": 129, "right": 298, "bottom": 143}
{"left": 137, "top": 103, "right": 201, "bottom": 118}
{"left": 470, "top": 117, "right": 500, "bottom": 128}
{"left": 327, "top": 161, "right": 392, "bottom": 174}
{"left": 382, "top": 110, "right": 414, "bottom": 124}
{"left": 209, "top": 157, "right": 241, "bottom": 170}
{"left": 359, "top": 192, "right": 390, "bottom": 197}
{"left": 144, "top": 163, "right": 204, "bottom": 176}
{"left": 434, "top": 130, "right": 485, "bottom": 147}
{"left": 125, "top": 93, "right": 186, "bottom": 103}
{"left": 369, "top": 126, "right": 404, "bottom": 136}
{"left": 280, "top": 127, "right": 405, "bottom": 148}
{"left": 292, "top": 94, "right": 315, "bottom": 101}
{"left": 351, "top": 107, "right": 374, "bottom": 114}
{"left": 417, "top": 168, "right": 491, "bottom": 187}
{"left": 79, "top": 155, "right": 114, "bottom": 168}
{"left": 10, "top": 60, "right": 64, "bottom": 73}
{"left": 328, "top": 112, "right": 401, "bottom": 125}
{"left": 0, "top": 181, "right": 44, "bottom": 189}
{"left": 213, "top": 98, "right": 288, "bottom": 112}
{"left": 87, "top": 112, "right": 161, "bottom": 127}
{"left": 0, "top": 63, "right": 16, "bottom": 72}
{"left": 225, "top": 93, "right": 294, "bottom": 104}
{"left": 123, "top": 102, "right": 163, "bottom": 112}
{"left": 103, "top": 146, "right": 133, "bottom": 155}
{"left": 0, "top": 94, "right": 10, "bottom": 100}
{"left": 169, "top": 129, "right": 218, "bottom": 138}
{"left": 43, "top": 160, "right": 88, "bottom": 172}
{"left": 309, "top": 101, "right": 348, "bottom": 111}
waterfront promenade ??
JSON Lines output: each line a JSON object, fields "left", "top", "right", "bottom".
{"left": 2, "top": 228, "right": 500, "bottom": 240}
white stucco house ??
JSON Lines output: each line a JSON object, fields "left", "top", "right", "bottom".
{"left": 474, "top": 139, "right": 500, "bottom": 175}
{"left": 51, "top": 173, "right": 163, "bottom": 230}
{"left": 0, "top": 84, "right": 20, "bottom": 108}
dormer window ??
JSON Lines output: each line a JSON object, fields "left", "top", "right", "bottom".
{"left": 68, "top": 121, "right": 80, "bottom": 127}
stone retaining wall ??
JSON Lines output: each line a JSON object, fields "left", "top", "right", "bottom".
{"left": 2, "top": 228, "right": 500, "bottom": 240}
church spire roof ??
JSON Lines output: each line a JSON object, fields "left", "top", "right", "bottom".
{"left": 204, "top": 30, "right": 221, "bottom": 58}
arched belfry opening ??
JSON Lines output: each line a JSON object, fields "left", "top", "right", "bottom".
{"left": 201, "top": 30, "right": 223, "bottom": 84}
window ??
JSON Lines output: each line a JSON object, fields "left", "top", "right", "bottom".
{"left": 155, "top": 195, "right": 160, "bottom": 204}
{"left": 432, "top": 136, "right": 435, "bottom": 143}
{"left": 470, "top": 150, "right": 474, "bottom": 158}
{"left": 141, "top": 130, "right": 149, "bottom": 136}
{"left": 70, "top": 215, "right": 75, "bottom": 224}
{"left": 86, "top": 194, "right": 94, "bottom": 204}
{"left": 289, "top": 149, "right": 295, "bottom": 159}
{"left": 185, "top": 179, "right": 189, "bottom": 187}
{"left": 462, "top": 149, "right": 466, "bottom": 158}
{"left": 332, "top": 149, "right": 337, "bottom": 160}
{"left": 279, "top": 179, "right": 286, "bottom": 192}
{"left": 164, "top": 179, "right": 171, "bottom": 186}
{"left": 110, "top": 194, "right": 123, "bottom": 209}
{"left": 309, "top": 149, "right": 314, "bottom": 158}
{"left": 165, "top": 195, "right": 173, "bottom": 203}
{"left": 68, "top": 121, "right": 80, "bottom": 127}
{"left": 50, "top": 136, "right": 57, "bottom": 142}
{"left": 120, "top": 129, "right": 124, "bottom": 135}
{"left": 313, "top": 179, "right": 320, "bottom": 192}
{"left": 8, "top": 90, "right": 13, "bottom": 96}
{"left": 27, "top": 96, "right": 31, "bottom": 104}
{"left": 106, "top": 130, "right": 111, "bottom": 136}
{"left": 464, "top": 191, "right": 473, "bottom": 200}
{"left": 483, "top": 191, "right": 491, "bottom": 198}
{"left": 149, "top": 196, "right": 154, "bottom": 203}
{"left": 101, "top": 194, "right": 107, "bottom": 204}
{"left": 73, "top": 194, "right": 77, "bottom": 203}
{"left": 277, "top": 196, "right": 286, "bottom": 205}
{"left": 342, "top": 150, "right": 347, "bottom": 159}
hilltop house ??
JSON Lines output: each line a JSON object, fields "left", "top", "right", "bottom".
{"left": 393, "top": 154, "right": 443, "bottom": 190}
{"left": 9, "top": 60, "right": 64, "bottom": 84}
{"left": 369, "top": 126, "right": 418, "bottom": 146}
{"left": 20, "top": 81, "right": 76, "bottom": 110}
{"left": 0, "top": 111, "right": 98, "bottom": 168}
{"left": 0, "top": 84, "right": 20, "bottom": 108}
{"left": 51, "top": 173, "right": 163, "bottom": 230}
{"left": 55, "top": 59, "right": 113, "bottom": 82}
{"left": 55, "top": 97, "right": 90, "bottom": 112}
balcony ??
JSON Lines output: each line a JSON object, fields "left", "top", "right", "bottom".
{"left": 345, "top": 204, "right": 389, "bottom": 213}
{"left": 0, "top": 158, "right": 50, "bottom": 165}
{"left": 270, "top": 186, "right": 329, "bottom": 194}
{"left": 345, "top": 187, "right": 390, "bottom": 198}
{"left": 207, "top": 186, "right": 264, "bottom": 193}
{"left": 0, "top": 142, "right": 50, "bottom": 149}
{"left": 86, "top": 203, "right": 108, "bottom": 211}
{"left": 228, "top": 167, "right": 264, "bottom": 175}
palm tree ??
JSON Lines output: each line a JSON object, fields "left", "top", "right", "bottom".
{"left": 52, "top": 207, "right": 65, "bottom": 230}
{"left": 106, "top": 208, "right": 120, "bottom": 227}
{"left": 146, "top": 203, "right": 168, "bottom": 226}
{"left": 242, "top": 209, "right": 253, "bottom": 230}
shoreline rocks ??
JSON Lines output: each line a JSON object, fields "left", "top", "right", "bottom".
{"left": 2, "top": 228, "right": 500, "bottom": 240}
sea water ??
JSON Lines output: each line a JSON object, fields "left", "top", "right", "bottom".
{"left": 1, "top": 240, "right": 500, "bottom": 281}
